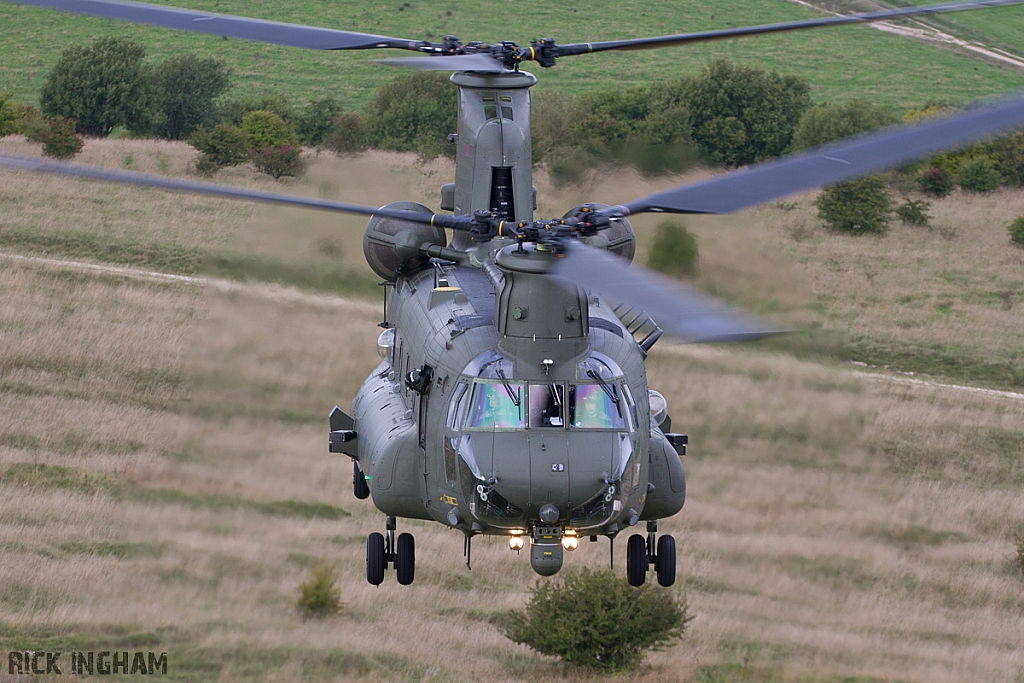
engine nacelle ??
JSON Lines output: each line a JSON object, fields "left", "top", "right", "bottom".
{"left": 363, "top": 201, "right": 447, "bottom": 281}
{"left": 562, "top": 203, "right": 636, "bottom": 262}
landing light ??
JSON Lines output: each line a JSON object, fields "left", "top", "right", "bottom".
{"left": 509, "top": 536, "right": 525, "bottom": 551}
{"left": 561, "top": 536, "right": 578, "bottom": 551}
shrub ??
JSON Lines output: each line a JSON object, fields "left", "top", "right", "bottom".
{"left": 241, "top": 109, "right": 298, "bottom": 151}
{"left": 252, "top": 144, "right": 304, "bottom": 179}
{"left": 815, "top": 175, "right": 892, "bottom": 234}
{"left": 684, "top": 58, "right": 811, "bottom": 166}
{"left": 792, "top": 100, "right": 897, "bottom": 150}
{"left": 40, "top": 37, "right": 150, "bottom": 136}
{"left": 918, "top": 165, "right": 954, "bottom": 197}
{"left": 296, "top": 97, "right": 342, "bottom": 146}
{"left": 297, "top": 561, "right": 341, "bottom": 617}
{"left": 958, "top": 156, "right": 1001, "bottom": 193}
{"left": 218, "top": 94, "right": 296, "bottom": 127}
{"left": 24, "top": 116, "right": 84, "bottom": 159}
{"left": 143, "top": 54, "right": 232, "bottom": 140}
{"left": 501, "top": 568, "right": 691, "bottom": 672}
{"left": 989, "top": 131, "right": 1024, "bottom": 187}
{"left": 190, "top": 123, "right": 250, "bottom": 169}
{"left": 895, "top": 199, "right": 931, "bottom": 226}
{"left": 323, "top": 111, "right": 368, "bottom": 154}
{"left": 648, "top": 221, "right": 699, "bottom": 277}
{"left": 1009, "top": 216, "right": 1024, "bottom": 248}
{"left": 365, "top": 72, "right": 457, "bottom": 159}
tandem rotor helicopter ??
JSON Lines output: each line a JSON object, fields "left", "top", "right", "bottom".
{"left": 4, "top": 0, "right": 1024, "bottom": 588}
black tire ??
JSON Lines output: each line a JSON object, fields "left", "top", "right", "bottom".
{"left": 396, "top": 532, "right": 415, "bottom": 585}
{"left": 656, "top": 534, "right": 676, "bottom": 587}
{"left": 353, "top": 461, "right": 370, "bottom": 499}
{"left": 626, "top": 534, "right": 647, "bottom": 587}
{"left": 366, "top": 532, "right": 385, "bottom": 585}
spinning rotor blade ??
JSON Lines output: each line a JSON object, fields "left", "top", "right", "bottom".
{"left": 0, "top": 154, "right": 464, "bottom": 228}
{"left": 551, "top": 0, "right": 1024, "bottom": 58}
{"left": 3, "top": 0, "right": 421, "bottom": 51}
{"left": 552, "top": 243, "right": 783, "bottom": 344}
{"left": 614, "top": 90, "right": 1024, "bottom": 217}
{"left": 380, "top": 54, "right": 506, "bottom": 72}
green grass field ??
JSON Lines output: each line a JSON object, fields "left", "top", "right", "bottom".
{"left": 2, "top": 0, "right": 1024, "bottom": 111}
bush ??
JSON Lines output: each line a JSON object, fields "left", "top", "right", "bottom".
{"left": 815, "top": 175, "right": 892, "bottom": 234}
{"left": 648, "top": 221, "right": 699, "bottom": 277}
{"left": 252, "top": 144, "right": 304, "bottom": 179}
{"left": 40, "top": 37, "right": 150, "bottom": 136}
{"left": 297, "top": 561, "right": 341, "bottom": 617}
{"left": 989, "top": 131, "right": 1024, "bottom": 187}
{"left": 323, "top": 111, "right": 368, "bottom": 154}
{"left": 684, "top": 58, "right": 811, "bottom": 166}
{"left": 24, "top": 115, "right": 84, "bottom": 159}
{"left": 241, "top": 109, "right": 298, "bottom": 151}
{"left": 895, "top": 199, "right": 931, "bottom": 226}
{"left": 918, "top": 165, "right": 954, "bottom": 197}
{"left": 792, "top": 100, "right": 897, "bottom": 150}
{"left": 365, "top": 72, "right": 457, "bottom": 159}
{"left": 296, "top": 97, "right": 342, "bottom": 147}
{"left": 958, "top": 156, "right": 1002, "bottom": 193}
{"left": 190, "top": 123, "right": 250, "bottom": 169}
{"left": 501, "top": 568, "right": 691, "bottom": 672}
{"left": 218, "top": 94, "right": 296, "bottom": 128}
{"left": 1009, "top": 216, "right": 1024, "bottom": 248}
{"left": 143, "top": 54, "right": 231, "bottom": 140}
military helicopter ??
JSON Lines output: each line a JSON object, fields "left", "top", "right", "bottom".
{"left": 4, "top": 0, "right": 1024, "bottom": 588}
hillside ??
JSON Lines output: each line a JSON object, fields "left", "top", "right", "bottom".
{"left": 1, "top": 137, "right": 1023, "bottom": 682}
{"left": 2, "top": 0, "right": 1024, "bottom": 111}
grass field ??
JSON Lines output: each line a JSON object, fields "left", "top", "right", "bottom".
{"left": 2, "top": 0, "right": 1024, "bottom": 112}
{"left": 1, "top": 137, "right": 1023, "bottom": 681}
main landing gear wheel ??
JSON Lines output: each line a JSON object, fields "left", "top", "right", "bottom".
{"left": 626, "top": 534, "right": 647, "bottom": 587}
{"left": 366, "top": 532, "right": 385, "bottom": 586}
{"left": 396, "top": 532, "right": 415, "bottom": 585}
{"left": 353, "top": 461, "right": 370, "bottom": 499}
{"left": 365, "top": 517, "right": 416, "bottom": 586}
{"left": 656, "top": 534, "right": 676, "bottom": 587}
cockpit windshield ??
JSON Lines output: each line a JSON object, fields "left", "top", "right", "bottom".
{"left": 528, "top": 384, "right": 565, "bottom": 427}
{"left": 570, "top": 383, "right": 626, "bottom": 429}
{"left": 464, "top": 381, "right": 524, "bottom": 430}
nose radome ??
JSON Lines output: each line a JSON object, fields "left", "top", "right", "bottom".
{"left": 538, "top": 503, "right": 559, "bottom": 524}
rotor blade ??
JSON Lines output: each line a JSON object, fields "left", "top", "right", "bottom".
{"left": 2, "top": 0, "right": 423, "bottom": 51}
{"left": 551, "top": 242, "right": 784, "bottom": 343}
{"left": 0, "top": 153, "right": 467, "bottom": 228}
{"left": 379, "top": 54, "right": 507, "bottom": 72}
{"left": 552, "top": 0, "right": 1024, "bottom": 58}
{"left": 615, "top": 90, "right": 1024, "bottom": 217}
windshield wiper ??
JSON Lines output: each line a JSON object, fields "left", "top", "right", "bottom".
{"left": 586, "top": 368, "right": 619, "bottom": 404}
{"left": 496, "top": 368, "right": 521, "bottom": 407}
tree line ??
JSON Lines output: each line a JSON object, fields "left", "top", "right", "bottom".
{"left": 2, "top": 36, "right": 1023, "bottom": 241}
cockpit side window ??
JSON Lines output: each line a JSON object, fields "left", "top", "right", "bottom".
{"left": 570, "top": 383, "right": 626, "bottom": 429}
{"left": 448, "top": 382, "right": 469, "bottom": 430}
{"left": 464, "top": 381, "right": 525, "bottom": 430}
{"left": 528, "top": 383, "right": 565, "bottom": 428}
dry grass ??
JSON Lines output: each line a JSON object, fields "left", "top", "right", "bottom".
{"left": 1, "top": 139, "right": 1024, "bottom": 682}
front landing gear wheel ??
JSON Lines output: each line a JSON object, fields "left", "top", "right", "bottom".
{"left": 396, "top": 532, "right": 415, "bottom": 585}
{"left": 656, "top": 534, "right": 676, "bottom": 587}
{"left": 353, "top": 461, "right": 370, "bottom": 499}
{"left": 366, "top": 532, "right": 385, "bottom": 585}
{"left": 626, "top": 534, "right": 647, "bottom": 587}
